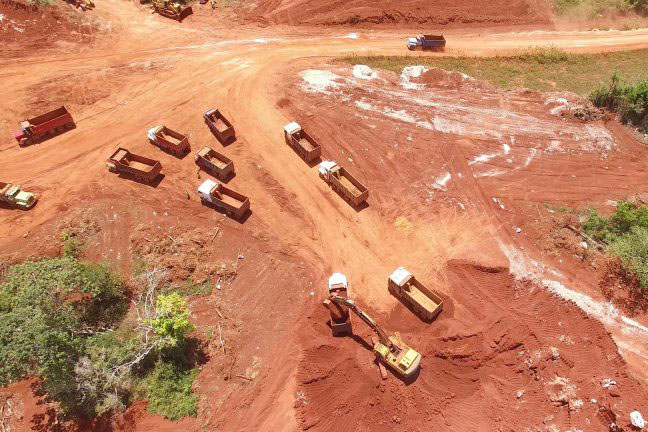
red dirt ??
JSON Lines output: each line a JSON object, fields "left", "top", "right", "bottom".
{"left": 2, "top": 1, "right": 648, "bottom": 430}
{"left": 246, "top": 0, "right": 553, "bottom": 28}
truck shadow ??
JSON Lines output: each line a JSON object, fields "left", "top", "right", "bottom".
{"left": 306, "top": 156, "right": 322, "bottom": 169}
{"left": 152, "top": 142, "right": 191, "bottom": 160}
{"left": 0, "top": 201, "right": 37, "bottom": 211}
{"left": 117, "top": 172, "right": 165, "bottom": 188}
{"left": 210, "top": 131, "right": 237, "bottom": 147}
{"left": 389, "top": 294, "right": 441, "bottom": 325}
{"left": 199, "top": 200, "right": 252, "bottom": 224}
{"left": 197, "top": 169, "right": 236, "bottom": 184}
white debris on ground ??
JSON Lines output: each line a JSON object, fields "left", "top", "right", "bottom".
{"left": 400, "top": 65, "right": 429, "bottom": 90}
{"left": 352, "top": 65, "right": 378, "bottom": 80}
{"left": 516, "top": 389, "right": 525, "bottom": 398}
{"left": 545, "top": 96, "right": 570, "bottom": 116}
{"left": 432, "top": 172, "right": 451, "bottom": 191}
{"left": 300, "top": 70, "right": 342, "bottom": 95}
{"left": 601, "top": 378, "right": 617, "bottom": 388}
{"left": 0, "top": 13, "right": 4, "bottom": 22}
{"left": 631, "top": 411, "right": 646, "bottom": 429}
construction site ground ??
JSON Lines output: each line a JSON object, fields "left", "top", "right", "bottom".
{"left": 2, "top": 0, "right": 648, "bottom": 430}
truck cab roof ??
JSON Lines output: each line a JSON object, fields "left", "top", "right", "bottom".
{"left": 318, "top": 160, "right": 338, "bottom": 176}
{"left": 328, "top": 272, "right": 348, "bottom": 290}
{"left": 389, "top": 267, "right": 412, "bottom": 286}
{"left": 283, "top": 122, "right": 302, "bottom": 135}
{"left": 198, "top": 179, "right": 220, "bottom": 195}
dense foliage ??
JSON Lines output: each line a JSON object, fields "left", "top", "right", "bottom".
{"left": 583, "top": 201, "right": 648, "bottom": 291}
{"left": 0, "top": 256, "right": 200, "bottom": 419}
{"left": 554, "top": 0, "right": 648, "bottom": 16}
{"left": 590, "top": 73, "right": 648, "bottom": 131}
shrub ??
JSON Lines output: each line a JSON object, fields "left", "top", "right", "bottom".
{"left": 590, "top": 73, "right": 648, "bottom": 131}
{"left": 609, "top": 226, "right": 648, "bottom": 292}
{"left": 135, "top": 360, "right": 199, "bottom": 420}
{"left": 146, "top": 292, "right": 195, "bottom": 349}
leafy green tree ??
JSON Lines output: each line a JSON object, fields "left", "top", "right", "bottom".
{"left": 147, "top": 293, "right": 195, "bottom": 348}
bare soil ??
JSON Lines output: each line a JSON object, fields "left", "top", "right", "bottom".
{"left": 1, "top": 0, "right": 648, "bottom": 430}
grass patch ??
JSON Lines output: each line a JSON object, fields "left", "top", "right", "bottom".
{"left": 341, "top": 47, "right": 648, "bottom": 95}
{"left": 583, "top": 200, "right": 648, "bottom": 291}
{"left": 164, "top": 279, "right": 212, "bottom": 297}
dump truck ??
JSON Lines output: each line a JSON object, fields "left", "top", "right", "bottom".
{"left": 388, "top": 267, "right": 443, "bottom": 321}
{"left": 148, "top": 125, "right": 190, "bottom": 157}
{"left": 106, "top": 148, "right": 162, "bottom": 184}
{"left": 283, "top": 122, "right": 322, "bottom": 163}
{"left": 324, "top": 273, "right": 351, "bottom": 336}
{"left": 15, "top": 106, "right": 75, "bottom": 147}
{"left": 194, "top": 146, "right": 234, "bottom": 181}
{"left": 327, "top": 295, "right": 421, "bottom": 379}
{"left": 318, "top": 161, "right": 369, "bottom": 207}
{"left": 0, "top": 182, "right": 37, "bottom": 210}
{"left": 204, "top": 108, "right": 235, "bottom": 144}
{"left": 407, "top": 34, "right": 446, "bottom": 51}
{"left": 198, "top": 179, "right": 249, "bottom": 219}
{"left": 152, "top": 0, "right": 192, "bottom": 20}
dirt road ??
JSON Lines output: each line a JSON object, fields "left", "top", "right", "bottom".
{"left": 2, "top": 0, "right": 648, "bottom": 430}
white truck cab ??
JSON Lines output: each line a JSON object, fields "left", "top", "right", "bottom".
{"left": 318, "top": 160, "right": 338, "bottom": 179}
{"left": 328, "top": 272, "right": 348, "bottom": 294}
{"left": 407, "top": 37, "right": 419, "bottom": 49}
{"left": 197, "top": 179, "right": 220, "bottom": 203}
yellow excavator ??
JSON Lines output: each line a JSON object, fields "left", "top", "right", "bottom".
{"left": 327, "top": 295, "right": 421, "bottom": 379}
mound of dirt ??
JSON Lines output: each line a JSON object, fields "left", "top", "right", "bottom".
{"left": 295, "top": 262, "right": 648, "bottom": 431}
{"left": 247, "top": 0, "right": 552, "bottom": 27}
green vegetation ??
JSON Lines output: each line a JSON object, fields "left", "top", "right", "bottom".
{"left": 0, "top": 251, "right": 201, "bottom": 420}
{"left": 62, "top": 231, "right": 82, "bottom": 258}
{"left": 590, "top": 72, "right": 648, "bottom": 130}
{"left": 165, "top": 279, "right": 212, "bottom": 297}
{"left": 583, "top": 201, "right": 648, "bottom": 291}
{"left": 134, "top": 360, "right": 199, "bottom": 420}
{"left": 342, "top": 47, "right": 648, "bottom": 95}
{"left": 553, "top": 0, "right": 648, "bottom": 16}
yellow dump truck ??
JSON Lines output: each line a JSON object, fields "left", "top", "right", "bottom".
{"left": 388, "top": 267, "right": 443, "bottom": 321}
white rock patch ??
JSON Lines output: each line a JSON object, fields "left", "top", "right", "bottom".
{"left": 400, "top": 66, "right": 429, "bottom": 90}
{"left": 352, "top": 65, "right": 378, "bottom": 80}
{"left": 300, "top": 70, "right": 343, "bottom": 95}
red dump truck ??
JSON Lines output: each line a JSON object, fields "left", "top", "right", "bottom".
{"left": 194, "top": 146, "right": 234, "bottom": 180}
{"left": 318, "top": 161, "right": 369, "bottom": 207}
{"left": 283, "top": 122, "right": 322, "bottom": 163}
{"left": 204, "top": 108, "right": 235, "bottom": 144}
{"left": 198, "top": 179, "right": 249, "bottom": 219}
{"left": 106, "top": 148, "right": 162, "bottom": 184}
{"left": 148, "top": 126, "right": 190, "bottom": 156}
{"left": 323, "top": 273, "right": 351, "bottom": 336}
{"left": 388, "top": 267, "right": 443, "bottom": 321}
{"left": 406, "top": 34, "right": 446, "bottom": 51}
{"left": 15, "top": 106, "right": 75, "bottom": 146}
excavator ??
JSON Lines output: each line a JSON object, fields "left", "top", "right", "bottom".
{"left": 326, "top": 295, "right": 421, "bottom": 379}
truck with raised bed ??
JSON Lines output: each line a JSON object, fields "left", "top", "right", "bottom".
{"left": 194, "top": 146, "right": 234, "bottom": 180}
{"left": 148, "top": 125, "right": 190, "bottom": 157}
{"left": 14, "top": 106, "right": 75, "bottom": 147}
{"left": 106, "top": 148, "right": 162, "bottom": 184}
{"left": 318, "top": 161, "right": 369, "bottom": 207}
{"left": 197, "top": 179, "right": 249, "bottom": 219}
{"left": 0, "top": 182, "right": 37, "bottom": 209}
{"left": 406, "top": 34, "right": 446, "bottom": 51}
{"left": 283, "top": 122, "right": 322, "bottom": 163}
{"left": 388, "top": 267, "right": 443, "bottom": 322}
{"left": 204, "top": 108, "right": 235, "bottom": 144}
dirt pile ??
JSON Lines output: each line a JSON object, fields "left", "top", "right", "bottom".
{"left": 247, "top": 0, "right": 552, "bottom": 27}
{"left": 295, "top": 262, "right": 648, "bottom": 431}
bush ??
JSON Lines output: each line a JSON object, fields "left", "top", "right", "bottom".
{"left": 0, "top": 257, "right": 128, "bottom": 416}
{"left": 583, "top": 201, "right": 648, "bottom": 292}
{"left": 135, "top": 360, "right": 199, "bottom": 420}
{"left": 590, "top": 73, "right": 648, "bottom": 131}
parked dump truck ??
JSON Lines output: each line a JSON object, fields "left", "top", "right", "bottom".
{"left": 204, "top": 108, "right": 235, "bottom": 144}
{"left": 324, "top": 273, "right": 351, "bottom": 336}
{"left": 148, "top": 125, "right": 190, "bottom": 157}
{"left": 283, "top": 122, "right": 322, "bottom": 163}
{"left": 198, "top": 179, "right": 249, "bottom": 219}
{"left": 319, "top": 161, "right": 369, "bottom": 207}
{"left": 152, "top": 0, "right": 192, "bottom": 20}
{"left": 388, "top": 267, "right": 443, "bottom": 321}
{"left": 194, "top": 146, "right": 234, "bottom": 180}
{"left": 407, "top": 34, "right": 446, "bottom": 51}
{"left": 0, "top": 183, "right": 37, "bottom": 209}
{"left": 107, "top": 148, "right": 162, "bottom": 184}
{"left": 15, "top": 106, "right": 75, "bottom": 147}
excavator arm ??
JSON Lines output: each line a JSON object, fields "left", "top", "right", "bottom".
{"left": 329, "top": 295, "right": 392, "bottom": 349}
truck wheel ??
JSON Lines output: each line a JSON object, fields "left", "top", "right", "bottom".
{"left": 20, "top": 138, "right": 32, "bottom": 146}
{"left": 65, "top": 122, "right": 75, "bottom": 130}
